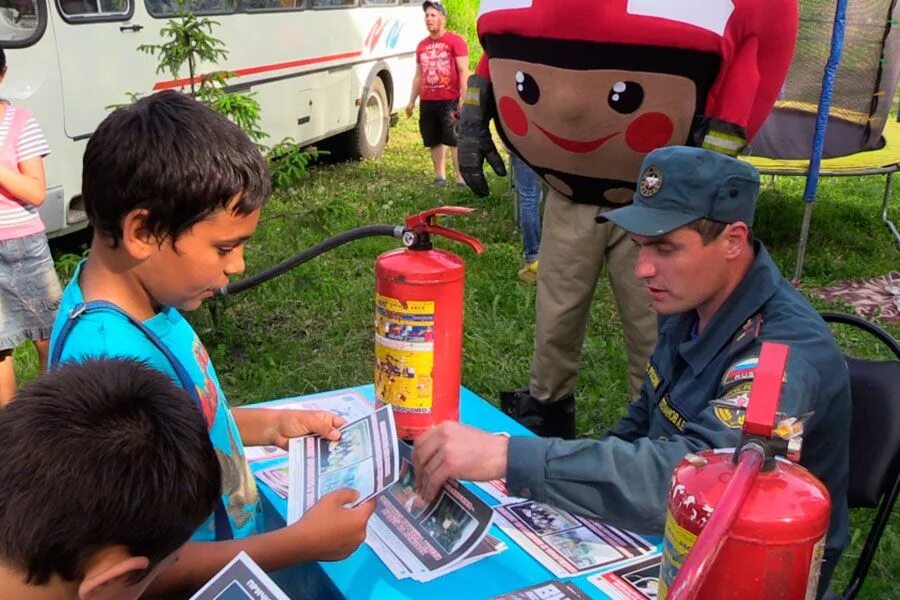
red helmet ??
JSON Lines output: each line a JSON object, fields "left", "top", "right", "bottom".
{"left": 474, "top": 0, "right": 797, "bottom": 138}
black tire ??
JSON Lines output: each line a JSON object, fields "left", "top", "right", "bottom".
{"left": 345, "top": 77, "right": 390, "bottom": 160}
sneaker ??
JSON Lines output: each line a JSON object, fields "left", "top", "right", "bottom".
{"left": 456, "top": 181, "right": 468, "bottom": 190}
{"left": 431, "top": 177, "right": 447, "bottom": 187}
{"left": 518, "top": 260, "right": 539, "bottom": 284}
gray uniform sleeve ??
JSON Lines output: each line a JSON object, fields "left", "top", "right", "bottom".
{"left": 505, "top": 346, "right": 823, "bottom": 534}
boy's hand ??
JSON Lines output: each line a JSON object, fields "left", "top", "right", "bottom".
{"left": 291, "top": 488, "right": 376, "bottom": 561}
{"left": 266, "top": 410, "right": 345, "bottom": 450}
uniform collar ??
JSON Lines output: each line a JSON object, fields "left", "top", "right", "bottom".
{"left": 673, "top": 241, "right": 781, "bottom": 375}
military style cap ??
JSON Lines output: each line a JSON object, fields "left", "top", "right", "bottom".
{"left": 422, "top": 1, "right": 446, "bottom": 15}
{"left": 602, "top": 146, "right": 760, "bottom": 236}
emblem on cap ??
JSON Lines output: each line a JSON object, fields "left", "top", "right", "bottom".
{"left": 639, "top": 166, "right": 663, "bottom": 197}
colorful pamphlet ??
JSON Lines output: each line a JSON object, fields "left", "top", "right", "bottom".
{"left": 189, "top": 551, "right": 289, "bottom": 600}
{"left": 587, "top": 554, "right": 662, "bottom": 599}
{"left": 490, "top": 580, "right": 591, "bottom": 599}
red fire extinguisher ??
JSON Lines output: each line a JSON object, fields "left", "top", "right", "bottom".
{"left": 660, "top": 342, "right": 831, "bottom": 600}
{"left": 374, "top": 207, "right": 484, "bottom": 441}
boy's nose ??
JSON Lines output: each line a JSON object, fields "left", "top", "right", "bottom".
{"left": 225, "top": 249, "right": 246, "bottom": 276}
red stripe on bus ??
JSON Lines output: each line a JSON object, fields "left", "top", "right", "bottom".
{"left": 152, "top": 50, "right": 364, "bottom": 91}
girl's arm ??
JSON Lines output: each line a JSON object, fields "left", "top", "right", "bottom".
{"left": 0, "top": 155, "right": 47, "bottom": 206}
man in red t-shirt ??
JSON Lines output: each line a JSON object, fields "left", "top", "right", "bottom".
{"left": 406, "top": 1, "right": 468, "bottom": 187}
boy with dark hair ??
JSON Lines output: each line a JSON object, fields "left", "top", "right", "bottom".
{"left": 49, "top": 91, "right": 375, "bottom": 595}
{"left": 0, "top": 358, "right": 221, "bottom": 600}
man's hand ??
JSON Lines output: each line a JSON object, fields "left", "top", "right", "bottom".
{"left": 288, "top": 489, "right": 376, "bottom": 561}
{"left": 264, "top": 410, "right": 345, "bottom": 450}
{"left": 459, "top": 74, "right": 507, "bottom": 197}
{"left": 412, "top": 422, "right": 508, "bottom": 502}
{"left": 405, "top": 102, "right": 415, "bottom": 118}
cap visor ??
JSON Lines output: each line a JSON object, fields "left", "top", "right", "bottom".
{"left": 603, "top": 205, "right": 699, "bottom": 236}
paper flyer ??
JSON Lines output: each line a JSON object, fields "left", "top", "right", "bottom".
{"left": 490, "top": 580, "right": 591, "bottom": 600}
{"left": 495, "top": 500, "right": 656, "bottom": 578}
{"left": 244, "top": 390, "right": 374, "bottom": 463}
{"left": 366, "top": 442, "right": 497, "bottom": 581}
{"left": 587, "top": 554, "right": 662, "bottom": 599}
{"left": 189, "top": 551, "right": 289, "bottom": 600}
{"left": 256, "top": 463, "right": 289, "bottom": 500}
{"left": 287, "top": 404, "right": 399, "bottom": 523}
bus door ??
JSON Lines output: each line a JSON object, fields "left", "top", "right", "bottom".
{"left": 49, "top": 0, "right": 158, "bottom": 139}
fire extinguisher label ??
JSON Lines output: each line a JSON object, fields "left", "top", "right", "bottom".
{"left": 374, "top": 295, "right": 435, "bottom": 413}
{"left": 658, "top": 510, "right": 698, "bottom": 600}
{"left": 805, "top": 535, "right": 826, "bottom": 600}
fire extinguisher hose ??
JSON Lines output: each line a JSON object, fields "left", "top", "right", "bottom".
{"left": 667, "top": 444, "right": 766, "bottom": 599}
{"left": 217, "top": 224, "right": 402, "bottom": 297}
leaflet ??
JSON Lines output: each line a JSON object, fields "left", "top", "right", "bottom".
{"left": 256, "top": 463, "right": 289, "bottom": 500}
{"left": 490, "top": 580, "right": 591, "bottom": 600}
{"left": 244, "top": 390, "right": 374, "bottom": 463}
{"left": 287, "top": 405, "right": 399, "bottom": 523}
{"left": 189, "top": 551, "right": 289, "bottom": 600}
{"left": 587, "top": 554, "right": 662, "bottom": 599}
{"left": 366, "top": 442, "right": 497, "bottom": 581}
{"left": 494, "top": 500, "right": 656, "bottom": 578}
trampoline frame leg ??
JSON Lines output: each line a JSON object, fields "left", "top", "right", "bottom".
{"left": 882, "top": 171, "right": 900, "bottom": 246}
{"left": 794, "top": 201, "right": 816, "bottom": 282}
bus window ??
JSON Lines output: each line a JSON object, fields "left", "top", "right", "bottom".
{"left": 361, "top": 0, "right": 397, "bottom": 4}
{"left": 146, "top": 0, "right": 235, "bottom": 17}
{"left": 57, "top": 0, "right": 131, "bottom": 20}
{"left": 241, "top": 0, "right": 302, "bottom": 12}
{"left": 310, "top": 0, "right": 355, "bottom": 7}
{"left": 0, "top": 0, "right": 45, "bottom": 46}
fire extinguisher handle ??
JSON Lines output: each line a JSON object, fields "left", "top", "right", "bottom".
{"left": 404, "top": 206, "right": 485, "bottom": 254}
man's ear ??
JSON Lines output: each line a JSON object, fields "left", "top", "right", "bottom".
{"left": 120, "top": 208, "right": 158, "bottom": 260}
{"left": 78, "top": 549, "right": 150, "bottom": 600}
{"left": 723, "top": 221, "right": 751, "bottom": 260}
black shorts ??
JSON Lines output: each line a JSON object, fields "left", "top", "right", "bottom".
{"left": 419, "top": 99, "right": 459, "bottom": 148}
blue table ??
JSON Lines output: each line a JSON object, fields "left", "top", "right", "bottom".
{"left": 248, "top": 385, "right": 660, "bottom": 599}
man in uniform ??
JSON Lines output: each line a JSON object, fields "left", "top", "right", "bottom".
{"left": 413, "top": 146, "right": 851, "bottom": 598}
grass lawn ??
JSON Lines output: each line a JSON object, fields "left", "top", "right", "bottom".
{"left": 19, "top": 113, "right": 899, "bottom": 596}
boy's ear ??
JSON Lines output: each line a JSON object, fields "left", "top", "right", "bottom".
{"left": 120, "top": 209, "right": 158, "bottom": 260}
{"left": 78, "top": 548, "right": 150, "bottom": 600}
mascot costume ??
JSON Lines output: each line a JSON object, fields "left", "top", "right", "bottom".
{"left": 459, "top": 0, "right": 798, "bottom": 438}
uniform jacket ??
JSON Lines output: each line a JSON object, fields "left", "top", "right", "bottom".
{"left": 506, "top": 242, "right": 851, "bottom": 556}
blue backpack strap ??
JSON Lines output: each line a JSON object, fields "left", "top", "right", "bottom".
{"left": 50, "top": 300, "right": 235, "bottom": 542}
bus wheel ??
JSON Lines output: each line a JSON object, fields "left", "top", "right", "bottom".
{"left": 348, "top": 77, "right": 389, "bottom": 159}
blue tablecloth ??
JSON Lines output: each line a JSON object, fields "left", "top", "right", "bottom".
{"left": 247, "top": 385, "right": 661, "bottom": 599}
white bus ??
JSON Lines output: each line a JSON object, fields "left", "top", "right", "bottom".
{"left": 2, "top": 0, "right": 424, "bottom": 236}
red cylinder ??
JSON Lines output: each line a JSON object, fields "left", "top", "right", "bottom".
{"left": 374, "top": 246, "right": 465, "bottom": 440}
{"left": 659, "top": 449, "right": 831, "bottom": 599}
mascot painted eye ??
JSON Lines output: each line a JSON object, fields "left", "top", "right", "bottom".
{"left": 515, "top": 71, "right": 540, "bottom": 105}
{"left": 607, "top": 81, "right": 643, "bottom": 114}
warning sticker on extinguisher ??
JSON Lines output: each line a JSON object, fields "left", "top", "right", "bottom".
{"left": 657, "top": 511, "right": 697, "bottom": 599}
{"left": 374, "top": 295, "right": 435, "bottom": 413}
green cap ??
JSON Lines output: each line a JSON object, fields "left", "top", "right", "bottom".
{"left": 601, "top": 146, "right": 760, "bottom": 236}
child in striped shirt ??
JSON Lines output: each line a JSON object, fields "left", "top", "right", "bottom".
{"left": 0, "top": 47, "right": 61, "bottom": 405}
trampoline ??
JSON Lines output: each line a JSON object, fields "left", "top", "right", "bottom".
{"left": 742, "top": 0, "right": 900, "bottom": 279}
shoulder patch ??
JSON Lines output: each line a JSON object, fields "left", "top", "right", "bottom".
{"left": 711, "top": 381, "right": 753, "bottom": 430}
{"left": 713, "top": 405, "right": 745, "bottom": 429}
{"left": 721, "top": 355, "right": 759, "bottom": 387}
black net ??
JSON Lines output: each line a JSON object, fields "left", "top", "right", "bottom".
{"left": 749, "top": 0, "right": 900, "bottom": 159}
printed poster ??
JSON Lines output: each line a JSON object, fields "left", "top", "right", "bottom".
{"left": 490, "top": 580, "right": 591, "bottom": 600}
{"left": 366, "top": 442, "right": 496, "bottom": 581}
{"left": 588, "top": 554, "right": 662, "bottom": 600}
{"left": 244, "top": 390, "right": 374, "bottom": 463}
{"left": 495, "top": 500, "right": 656, "bottom": 578}
{"left": 374, "top": 294, "right": 434, "bottom": 413}
{"left": 256, "top": 463, "right": 289, "bottom": 500}
{"left": 287, "top": 405, "right": 399, "bottom": 523}
{"left": 189, "top": 551, "right": 289, "bottom": 600}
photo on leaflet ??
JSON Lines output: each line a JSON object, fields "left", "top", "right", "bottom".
{"left": 318, "top": 418, "right": 373, "bottom": 474}
{"left": 388, "top": 459, "right": 427, "bottom": 517}
{"left": 318, "top": 462, "right": 376, "bottom": 499}
{"left": 508, "top": 501, "right": 581, "bottom": 536}
{"left": 420, "top": 492, "right": 478, "bottom": 555}
{"left": 545, "top": 527, "right": 623, "bottom": 570}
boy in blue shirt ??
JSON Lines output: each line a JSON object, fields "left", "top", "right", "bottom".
{"left": 49, "top": 91, "right": 375, "bottom": 596}
{"left": 0, "top": 358, "right": 221, "bottom": 600}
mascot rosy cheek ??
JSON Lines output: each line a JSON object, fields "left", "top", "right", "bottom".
{"left": 459, "top": 0, "right": 799, "bottom": 203}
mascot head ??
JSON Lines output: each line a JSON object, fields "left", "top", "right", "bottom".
{"left": 475, "top": 0, "right": 797, "bottom": 205}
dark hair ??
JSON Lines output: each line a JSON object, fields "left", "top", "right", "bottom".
{"left": 686, "top": 218, "right": 754, "bottom": 245}
{"left": 82, "top": 90, "right": 271, "bottom": 246}
{"left": 0, "top": 358, "right": 221, "bottom": 585}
